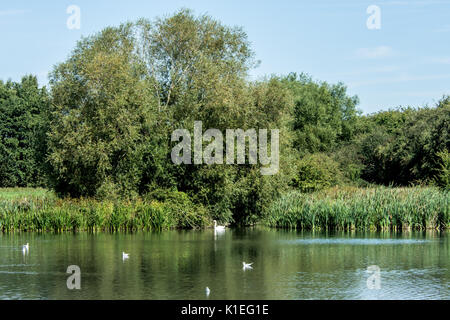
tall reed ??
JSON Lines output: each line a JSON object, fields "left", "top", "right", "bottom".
{"left": 264, "top": 186, "right": 449, "bottom": 230}
{"left": 0, "top": 192, "right": 210, "bottom": 232}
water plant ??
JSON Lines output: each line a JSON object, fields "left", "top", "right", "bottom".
{"left": 264, "top": 186, "right": 449, "bottom": 230}
{"left": 0, "top": 189, "right": 210, "bottom": 232}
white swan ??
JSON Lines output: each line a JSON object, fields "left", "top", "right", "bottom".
{"left": 214, "top": 220, "right": 226, "bottom": 231}
{"left": 206, "top": 287, "right": 211, "bottom": 297}
{"left": 22, "top": 243, "right": 29, "bottom": 250}
{"left": 242, "top": 262, "right": 253, "bottom": 270}
{"left": 122, "top": 252, "right": 129, "bottom": 260}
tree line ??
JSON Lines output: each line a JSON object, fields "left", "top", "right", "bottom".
{"left": 1, "top": 9, "right": 448, "bottom": 225}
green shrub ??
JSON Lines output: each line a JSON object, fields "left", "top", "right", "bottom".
{"left": 292, "top": 153, "right": 344, "bottom": 192}
{"left": 435, "top": 149, "right": 450, "bottom": 190}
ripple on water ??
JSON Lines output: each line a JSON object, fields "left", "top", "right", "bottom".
{"left": 368, "top": 268, "right": 449, "bottom": 300}
{"left": 0, "top": 264, "right": 38, "bottom": 267}
{"left": 0, "top": 271, "right": 39, "bottom": 275}
{"left": 282, "top": 238, "right": 431, "bottom": 245}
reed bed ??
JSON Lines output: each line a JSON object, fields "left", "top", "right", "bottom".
{"left": 264, "top": 186, "right": 449, "bottom": 230}
{"left": 2, "top": 187, "right": 448, "bottom": 232}
{"left": 0, "top": 190, "right": 209, "bottom": 232}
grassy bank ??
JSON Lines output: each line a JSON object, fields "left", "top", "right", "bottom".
{"left": 264, "top": 186, "right": 449, "bottom": 231}
{"left": 0, "top": 189, "right": 209, "bottom": 232}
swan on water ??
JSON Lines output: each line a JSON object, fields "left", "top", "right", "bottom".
{"left": 206, "top": 287, "right": 211, "bottom": 296}
{"left": 122, "top": 252, "right": 129, "bottom": 260}
{"left": 214, "top": 220, "right": 225, "bottom": 231}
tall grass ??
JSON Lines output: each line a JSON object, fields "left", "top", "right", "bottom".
{"left": 0, "top": 190, "right": 210, "bottom": 232}
{"left": 264, "top": 186, "right": 449, "bottom": 230}
{"left": 0, "top": 188, "right": 53, "bottom": 201}
{"left": 2, "top": 187, "right": 448, "bottom": 232}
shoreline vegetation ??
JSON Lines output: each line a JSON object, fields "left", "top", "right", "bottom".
{"left": 0, "top": 10, "right": 449, "bottom": 232}
{"left": 265, "top": 186, "right": 448, "bottom": 231}
{"left": 0, "top": 188, "right": 209, "bottom": 232}
{"left": 0, "top": 187, "right": 447, "bottom": 232}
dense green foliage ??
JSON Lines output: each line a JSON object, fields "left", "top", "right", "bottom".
{"left": 291, "top": 153, "right": 344, "bottom": 192}
{"left": 46, "top": 10, "right": 292, "bottom": 225}
{"left": 265, "top": 186, "right": 449, "bottom": 230}
{"left": 283, "top": 73, "right": 360, "bottom": 154}
{"left": 0, "top": 76, "right": 50, "bottom": 187}
{"left": 0, "top": 9, "right": 448, "bottom": 229}
{"left": 435, "top": 149, "right": 450, "bottom": 190}
{"left": 352, "top": 100, "right": 450, "bottom": 186}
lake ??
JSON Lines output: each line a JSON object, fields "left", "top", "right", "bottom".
{"left": 0, "top": 229, "right": 448, "bottom": 300}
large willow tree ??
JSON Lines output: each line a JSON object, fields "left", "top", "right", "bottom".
{"left": 48, "top": 10, "right": 289, "bottom": 223}
{"left": 48, "top": 22, "right": 155, "bottom": 197}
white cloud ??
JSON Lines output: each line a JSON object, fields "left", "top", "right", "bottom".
{"left": 332, "top": 65, "right": 400, "bottom": 77}
{"left": 0, "top": 9, "right": 27, "bottom": 16}
{"left": 397, "top": 90, "right": 450, "bottom": 97}
{"left": 434, "top": 25, "right": 450, "bottom": 32}
{"left": 314, "top": 0, "right": 450, "bottom": 7}
{"left": 348, "top": 73, "right": 450, "bottom": 88}
{"left": 382, "top": 0, "right": 450, "bottom": 5}
{"left": 429, "top": 57, "right": 450, "bottom": 64}
{"left": 355, "top": 46, "right": 394, "bottom": 59}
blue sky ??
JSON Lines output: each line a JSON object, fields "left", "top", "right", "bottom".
{"left": 1, "top": 0, "right": 449, "bottom": 114}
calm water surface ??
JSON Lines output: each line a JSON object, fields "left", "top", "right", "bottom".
{"left": 0, "top": 229, "right": 448, "bottom": 300}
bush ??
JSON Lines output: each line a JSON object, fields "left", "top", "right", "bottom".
{"left": 292, "top": 153, "right": 344, "bottom": 192}
{"left": 435, "top": 149, "right": 450, "bottom": 190}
